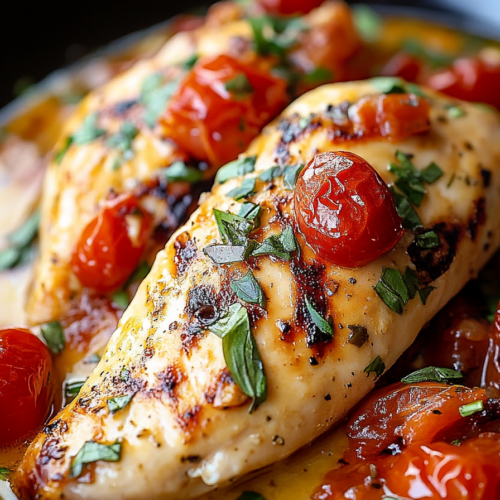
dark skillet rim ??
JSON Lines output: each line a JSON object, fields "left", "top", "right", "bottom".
{"left": 1, "top": 3, "right": 499, "bottom": 126}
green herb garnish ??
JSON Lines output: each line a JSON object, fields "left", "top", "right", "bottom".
{"left": 370, "top": 77, "right": 426, "bottom": 97}
{"left": 402, "top": 38, "right": 454, "bottom": 69}
{"left": 182, "top": 54, "right": 199, "bottom": 70}
{"left": 232, "top": 272, "right": 266, "bottom": 309}
{"left": 70, "top": 441, "right": 122, "bottom": 478}
{"left": 140, "top": 73, "right": 179, "bottom": 128}
{"left": 364, "top": 356, "right": 385, "bottom": 380}
{"left": 227, "top": 177, "right": 256, "bottom": 200}
{"left": 353, "top": 4, "right": 383, "bottom": 43}
{"left": 108, "top": 393, "right": 135, "bottom": 413}
{"left": 415, "top": 230, "right": 439, "bottom": 249}
{"left": 374, "top": 268, "right": 409, "bottom": 315}
{"left": 238, "top": 202, "right": 262, "bottom": 227}
{"left": 209, "top": 303, "right": 267, "bottom": 413}
{"left": 72, "top": 113, "right": 106, "bottom": 145}
{"left": 41, "top": 321, "right": 65, "bottom": 354}
{"left": 305, "top": 297, "right": 333, "bottom": 338}
{"left": 303, "top": 67, "right": 333, "bottom": 85}
{"left": 225, "top": 73, "right": 254, "bottom": 98}
{"left": 259, "top": 166, "right": 282, "bottom": 182}
{"left": 459, "top": 400, "right": 484, "bottom": 417}
{"left": 248, "top": 16, "right": 299, "bottom": 59}
{"left": 401, "top": 366, "right": 463, "bottom": 384}
{"left": 445, "top": 103, "right": 466, "bottom": 119}
{"left": 163, "top": 161, "right": 204, "bottom": 183}
{"left": 251, "top": 226, "right": 297, "bottom": 261}
{"left": 217, "top": 156, "right": 256, "bottom": 184}
{"left": 204, "top": 242, "right": 258, "bottom": 264}
{"left": 283, "top": 164, "right": 304, "bottom": 190}
{"left": 64, "top": 378, "right": 87, "bottom": 404}
{"left": 390, "top": 188, "right": 423, "bottom": 231}
{"left": 55, "top": 136, "right": 74, "bottom": 164}
{"left": 0, "top": 467, "right": 11, "bottom": 481}
{"left": 347, "top": 325, "right": 368, "bottom": 348}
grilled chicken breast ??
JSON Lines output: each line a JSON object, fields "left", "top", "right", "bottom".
{"left": 26, "top": 1, "right": 358, "bottom": 327}
{"left": 15, "top": 80, "right": 500, "bottom": 499}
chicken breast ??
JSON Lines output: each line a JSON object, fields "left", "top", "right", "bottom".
{"left": 26, "top": 1, "right": 359, "bottom": 326}
{"left": 14, "top": 80, "right": 500, "bottom": 499}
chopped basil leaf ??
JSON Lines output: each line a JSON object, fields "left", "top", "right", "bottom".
{"left": 7, "top": 211, "right": 40, "bottom": 248}
{"left": 248, "top": 16, "right": 297, "bottom": 59}
{"left": 72, "top": 113, "right": 106, "bottom": 145}
{"left": 64, "top": 378, "right": 87, "bottom": 404}
{"left": 415, "top": 230, "right": 439, "bottom": 249}
{"left": 213, "top": 209, "right": 254, "bottom": 244}
{"left": 182, "top": 54, "right": 199, "bottom": 70}
{"left": 374, "top": 267, "right": 409, "bottom": 314}
{"left": 283, "top": 164, "right": 304, "bottom": 190}
{"left": 204, "top": 241, "right": 258, "bottom": 264}
{"left": 347, "top": 325, "right": 368, "bottom": 348}
{"left": 401, "top": 366, "right": 463, "bottom": 384}
{"left": 445, "top": 103, "right": 466, "bottom": 119}
{"left": 303, "top": 67, "right": 333, "bottom": 85}
{"left": 353, "top": 5, "right": 382, "bottom": 43}
{"left": 140, "top": 73, "right": 179, "bottom": 128}
{"left": 163, "top": 161, "right": 204, "bottom": 183}
{"left": 227, "top": 177, "right": 256, "bottom": 200}
{"left": 421, "top": 162, "right": 444, "bottom": 184}
{"left": 55, "top": 136, "right": 74, "bottom": 164}
{"left": 0, "top": 466, "right": 11, "bottom": 481}
{"left": 237, "top": 493, "right": 266, "bottom": 500}
{"left": 280, "top": 225, "right": 297, "bottom": 253}
{"left": 252, "top": 235, "right": 289, "bottom": 260}
{"left": 232, "top": 272, "right": 266, "bottom": 309}
{"left": 418, "top": 285, "right": 435, "bottom": 305}
{"left": 305, "top": 297, "right": 333, "bottom": 338}
{"left": 259, "top": 166, "right": 282, "bottom": 182}
{"left": 209, "top": 303, "right": 267, "bottom": 412}
{"left": 121, "top": 367, "right": 130, "bottom": 382}
{"left": 225, "top": 73, "right": 254, "bottom": 98}
{"left": 106, "top": 121, "right": 138, "bottom": 151}
{"left": 112, "top": 290, "right": 129, "bottom": 310}
{"left": 128, "top": 261, "right": 151, "bottom": 284}
{"left": 364, "top": 355, "right": 385, "bottom": 379}
{"left": 403, "top": 266, "right": 420, "bottom": 300}
{"left": 390, "top": 188, "right": 423, "bottom": 231}
{"left": 41, "top": 321, "right": 65, "bottom": 354}
{"left": 238, "top": 202, "right": 262, "bottom": 228}
{"left": 108, "top": 393, "right": 135, "bottom": 413}
{"left": 370, "top": 77, "right": 406, "bottom": 95}
{"left": 70, "top": 441, "right": 122, "bottom": 478}
{"left": 0, "top": 248, "right": 20, "bottom": 270}
{"left": 402, "top": 38, "right": 454, "bottom": 69}
{"left": 459, "top": 400, "right": 484, "bottom": 417}
{"left": 216, "top": 156, "right": 256, "bottom": 184}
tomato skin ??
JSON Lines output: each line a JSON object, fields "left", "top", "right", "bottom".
{"left": 294, "top": 151, "right": 404, "bottom": 268}
{"left": 382, "top": 52, "right": 423, "bottom": 82}
{"left": 71, "top": 194, "right": 152, "bottom": 293}
{"left": 0, "top": 328, "right": 54, "bottom": 446}
{"left": 425, "top": 57, "right": 500, "bottom": 109}
{"left": 161, "top": 54, "right": 288, "bottom": 165}
{"left": 257, "top": 0, "right": 324, "bottom": 16}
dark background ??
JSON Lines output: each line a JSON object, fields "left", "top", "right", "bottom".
{"left": 1, "top": 0, "right": 499, "bottom": 109}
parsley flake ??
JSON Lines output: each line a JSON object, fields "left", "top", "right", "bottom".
{"left": 70, "top": 441, "right": 122, "bottom": 478}
{"left": 347, "top": 325, "right": 368, "bottom": 348}
{"left": 41, "top": 321, "right": 65, "bottom": 354}
{"left": 401, "top": 366, "right": 463, "bottom": 384}
{"left": 415, "top": 230, "right": 440, "bottom": 249}
{"left": 353, "top": 5, "right": 382, "bottom": 43}
{"left": 364, "top": 356, "right": 385, "bottom": 379}
{"left": 55, "top": 136, "right": 74, "bottom": 164}
{"left": 305, "top": 297, "right": 333, "bottom": 338}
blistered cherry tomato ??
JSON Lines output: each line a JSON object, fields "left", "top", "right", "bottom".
{"left": 161, "top": 54, "right": 288, "bottom": 165}
{"left": 425, "top": 57, "right": 500, "bottom": 109}
{"left": 383, "top": 435, "right": 500, "bottom": 500}
{"left": 257, "top": 0, "right": 324, "bottom": 15}
{"left": 294, "top": 151, "right": 404, "bottom": 268}
{"left": 0, "top": 328, "right": 53, "bottom": 445}
{"left": 381, "top": 52, "right": 423, "bottom": 82}
{"left": 71, "top": 194, "right": 152, "bottom": 292}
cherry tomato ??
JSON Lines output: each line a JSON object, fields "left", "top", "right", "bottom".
{"left": 0, "top": 328, "right": 54, "bottom": 445}
{"left": 381, "top": 52, "right": 423, "bottom": 82}
{"left": 425, "top": 57, "right": 500, "bottom": 109}
{"left": 161, "top": 54, "right": 288, "bottom": 165}
{"left": 347, "top": 382, "right": 487, "bottom": 460}
{"left": 294, "top": 151, "right": 404, "bottom": 268}
{"left": 350, "top": 93, "right": 431, "bottom": 141}
{"left": 383, "top": 435, "right": 500, "bottom": 499}
{"left": 71, "top": 193, "right": 152, "bottom": 293}
{"left": 257, "top": 0, "right": 324, "bottom": 16}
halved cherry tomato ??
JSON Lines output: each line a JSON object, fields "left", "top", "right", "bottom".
{"left": 0, "top": 328, "right": 54, "bottom": 445}
{"left": 161, "top": 54, "right": 288, "bottom": 166}
{"left": 257, "top": 0, "right": 324, "bottom": 16}
{"left": 350, "top": 93, "right": 431, "bottom": 140}
{"left": 71, "top": 193, "right": 152, "bottom": 292}
{"left": 294, "top": 151, "right": 403, "bottom": 268}
{"left": 381, "top": 52, "right": 423, "bottom": 82}
{"left": 425, "top": 56, "right": 500, "bottom": 109}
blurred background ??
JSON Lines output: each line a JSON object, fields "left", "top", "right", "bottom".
{"left": 1, "top": 0, "right": 499, "bottom": 108}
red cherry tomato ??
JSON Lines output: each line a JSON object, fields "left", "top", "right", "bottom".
{"left": 161, "top": 54, "right": 288, "bottom": 165}
{"left": 425, "top": 57, "right": 500, "bottom": 109}
{"left": 383, "top": 435, "right": 500, "bottom": 500}
{"left": 71, "top": 194, "right": 152, "bottom": 293}
{"left": 0, "top": 328, "right": 53, "bottom": 445}
{"left": 257, "top": 0, "right": 324, "bottom": 15}
{"left": 381, "top": 52, "right": 423, "bottom": 82}
{"left": 294, "top": 151, "right": 404, "bottom": 268}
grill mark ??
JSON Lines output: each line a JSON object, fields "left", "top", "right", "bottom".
{"left": 174, "top": 232, "right": 198, "bottom": 275}
{"left": 468, "top": 197, "right": 487, "bottom": 240}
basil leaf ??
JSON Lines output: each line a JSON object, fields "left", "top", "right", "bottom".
{"left": 106, "top": 121, "right": 138, "bottom": 152}
{"left": 128, "top": 261, "right": 151, "bottom": 284}
{"left": 280, "top": 225, "right": 297, "bottom": 253}
{"left": 7, "top": 211, "right": 40, "bottom": 248}
{"left": 459, "top": 400, "right": 484, "bottom": 417}
{"left": 204, "top": 241, "right": 258, "bottom": 264}
{"left": 364, "top": 355, "right": 385, "bottom": 379}
{"left": 211, "top": 303, "right": 267, "bottom": 413}
{"left": 370, "top": 77, "right": 407, "bottom": 95}
{"left": 225, "top": 73, "right": 254, "bottom": 98}
{"left": 303, "top": 67, "right": 333, "bottom": 85}
{"left": 252, "top": 234, "right": 290, "bottom": 260}
{"left": 283, "top": 164, "right": 304, "bottom": 190}
{"left": 347, "top": 325, "right": 368, "bottom": 348}
{"left": 421, "top": 162, "right": 444, "bottom": 184}
{"left": 415, "top": 230, "right": 440, "bottom": 249}
{"left": 163, "top": 161, "right": 204, "bottom": 183}
{"left": 72, "top": 113, "right": 106, "bottom": 145}
{"left": 418, "top": 285, "right": 435, "bottom": 305}
{"left": 353, "top": 4, "right": 382, "bottom": 43}
{"left": 374, "top": 268, "right": 409, "bottom": 315}
{"left": 403, "top": 267, "right": 420, "bottom": 300}
{"left": 445, "top": 104, "right": 466, "bottom": 119}
{"left": 227, "top": 177, "right": 256, "bottom": 200}
{"left": 237, "top": 493, "right": 266, "bottom": 500}
{"left": 401, "top": 366, "right": 463, "bottom": 384}
{"left": 305, "top": 297, "right": 333, "bottom": 337}
{"left": 259, "top": 166, "right": 282, "bottom": 182}
{"left": 213, "top": 209, "right": 254, "bottom": 245}
{"left": 64, "top": 378, "right": 87, "bottom": 405}
{"left": 394, "top": 178, "right": 426, "bottom": 206}
{"left": 182, "top": 54, "right": 199, "bottom": 70}
{"left": 70, "top": 441, "right": 122, "bottom": 478}
{"left": 41, "top": 321, "right": 65, "bottom": 354}
{"left": 55, "top": 136, "right": 74, "bottom": 164}
{"left": 112, "top": 290, "right": 129, "bottom": 310}
{"left": 0, "top": 247, "right": 21, "bottom": 270}
{"left": 140, "top": 74, "right": 178, "bottom": 128}
{"left": 217, "top": 156, "right": 256, "bottom": 184}
{"left": 390, "top": 188, "right": 423, "bottom": 231}
{"left": 249, "top": 17, "right": 288, "bottom": 58}
{"left": 238, "top": 202, "right": 262, "bottom": 229}
{"left": 108, "top": 393, "right": 135, "bottom": 413}
{"left": 0, "top": 467, "right": 11, "bottom": 481}
{"left": 232, "top": 272, "right": 266, "bottom": 308}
